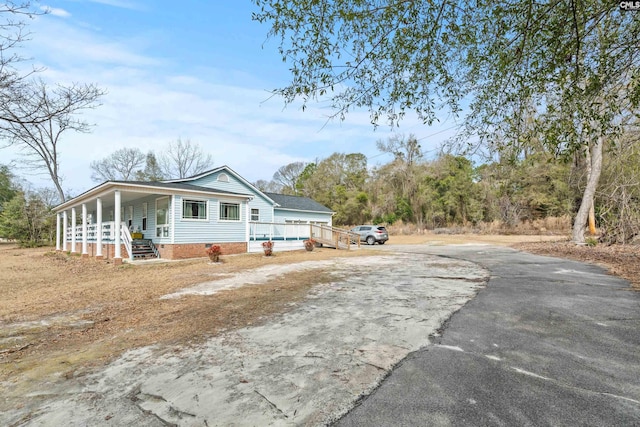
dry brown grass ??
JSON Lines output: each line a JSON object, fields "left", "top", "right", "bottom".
{"left": 0, "top": 244, "right": 374, "bottom": 400}
{"left": 2, "top": 231, "right": 637, "bottom": 408}
{"left": 513, "top": 240, "right": 640, "bottom": 291}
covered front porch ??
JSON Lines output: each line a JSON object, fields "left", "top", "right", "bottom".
{"left": 56, "top": 187, "right": 165, "bottom": 263}
{"left": 54, "top": 181, "right": 253, "bottom": 263}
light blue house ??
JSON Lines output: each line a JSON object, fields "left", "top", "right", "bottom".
{"left": 53, "top": 166, "right": 334, "bottom": 263}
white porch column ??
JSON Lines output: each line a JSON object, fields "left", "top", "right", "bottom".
{"left": 245, "top": 201, "right": 250, "bottom": 246}
{"left": 96, "top": 197, "right": 103, "bottom": 258}
{"left": 55, "top": 212, "right": 61, "bottom": 251}
{"left": 114, "top": 190, "right": 122, "bottom": 261}
{"left": 81, "top": 204, "right": 88, "bottom": 257}
{"left": 62, "top": 211, "right": 68, "bottom": 251}
{"left": 71, "top": 207, "right": 77, "bottom": 253}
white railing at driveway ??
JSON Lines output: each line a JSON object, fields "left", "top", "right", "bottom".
{"left": 249, "top": 221, "right": 310, "bottom": 241}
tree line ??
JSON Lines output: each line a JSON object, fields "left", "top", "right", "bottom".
{"left": 256, "top": 133, "right": 639, "bottom": 245}
{"left": 2, "top": 130, "right": 638, "bottom": 246}
{"left": 1, "top": 2, "right": 639, "bottom": 246}
{"left": 252, "top": 0, "right": 640, "bottom": 244}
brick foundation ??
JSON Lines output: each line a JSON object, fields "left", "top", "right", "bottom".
{"left": 64, "top": 241, "right": 247, "bottom": 260}
{"left": 157, "top": 242, "right": 247, "bottom": 260}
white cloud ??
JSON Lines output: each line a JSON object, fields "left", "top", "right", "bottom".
{"left": 40, "top": 5, "right": 72, "bottom": 18}
{"left": 86, "top": 0, "right": 142, "bottom": 10}
{"left": 6, "top": 7, "right": 453, "bottom": 196}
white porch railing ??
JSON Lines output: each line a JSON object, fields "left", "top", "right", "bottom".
{"left": 66, "top": 222, "right": 133, "bottom": 260}
{"left": 121, "top": 225, "right": 133, "bottom": 261}
{"left": 249, "top": 221, "right": 311, "bottom": 241}
{"left": 69, "top": 222, "right": 119, "bottom": 241}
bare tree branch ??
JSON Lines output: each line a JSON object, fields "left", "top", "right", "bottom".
{"left": 159, "top": 138, "right": 214, "bottom": 179}
{"left": 0, "top": 79, "right": 105, "bottom": 202}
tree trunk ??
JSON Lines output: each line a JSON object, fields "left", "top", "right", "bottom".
{"left": 572, "top": 136, "right": 603, "bottom": 244}
{"left": 588, "top": 202, "right": 596, "bottom": 235}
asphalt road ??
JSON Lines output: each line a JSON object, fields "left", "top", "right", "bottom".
{"left": 336, "top": 245, "right": 640, "bottom": 426}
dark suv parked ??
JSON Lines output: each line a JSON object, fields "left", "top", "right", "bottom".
{"left": 350, "top": 225, "right": 389, "bottom": 245}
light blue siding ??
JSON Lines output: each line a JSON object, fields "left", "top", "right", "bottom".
{"left": 274, "top": 209, "right": 333, "bottom": 225}
{"left": 188, "top": 169, "right": 275, "bottom": 223}
{"left": 94, "top": 193, "right": 250, "bottom": 244}
{"left": 172, "top": 195, "right": 248, "bottom": 243}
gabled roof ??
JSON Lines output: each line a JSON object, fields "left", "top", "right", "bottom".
{"left": 163, "top": 165, "right": 278, "bottom": 206}
{"left": 263, "top": 192, "right": 333, "bottom": 213}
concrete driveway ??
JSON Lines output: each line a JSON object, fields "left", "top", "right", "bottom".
{"left": 7, "top": 251, "right": 487, "bottom": 426}
{"left": 337, "top": 245, "right": 640, "bottom": 426}
{"left": 7, "top": 244, "right": 639, "bottom": 426}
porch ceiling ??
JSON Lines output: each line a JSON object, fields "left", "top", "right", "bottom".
{"left": 55, "top": 181, "right": 252, "bottom": 213}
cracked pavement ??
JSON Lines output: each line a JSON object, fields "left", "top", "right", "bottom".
{"left": 337, "top": 245, "right": 640, "bottom": 426}
{"left": 5, "top": 251, "right": 487, "bottom": 426}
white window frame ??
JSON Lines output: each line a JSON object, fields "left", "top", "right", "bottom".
{"left": 156, "top": 196, "right": 170, "bottom": 238}
{"left": 182, "top": 199, "right": 209, "bottom": 221}
{"left": 251, "top": 208, "right": 259, "bottom": 221}
{"left": 142, "top": 202, "right": 148, "bottom": 231}
{"left": 217, "top": 173, "right": 229, "bottom": 182}
{"left": 219, "top": 202, "right": 241, "bottom": 222}
{"left": 127, "top": 205, "right": 134, "bottom": 229}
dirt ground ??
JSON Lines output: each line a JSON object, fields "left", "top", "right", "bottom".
{"left": 1, "top": 233, "right": 638, "bottom": 415}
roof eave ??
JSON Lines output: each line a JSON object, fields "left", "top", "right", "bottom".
{"left": 274, "top": 207, "right": 335, "bottom": 215}
{"left": 54, "top": 182, "right": 252, "bottom": 212}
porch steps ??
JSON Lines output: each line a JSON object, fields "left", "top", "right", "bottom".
{"left": 132, "top": 239, "right": 159, "bottom": 259}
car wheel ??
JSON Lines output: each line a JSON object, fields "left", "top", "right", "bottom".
{"left": 366, "top": 236, "right": 375, "bottom": 245}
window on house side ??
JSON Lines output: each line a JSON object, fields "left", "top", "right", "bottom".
{"left": 251, "top": 208, "right": 259, "bottom": 221}
{"left": 142, "top": 202, "right": 148, "bottom": 231}
{"left": 219, "top": 202, "right": 240, "bottom": 221}
{"left": 182, "top": 199, "right": 207, "bottom": 220}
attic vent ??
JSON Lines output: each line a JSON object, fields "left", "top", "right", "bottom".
{"left": 217, "top": 173, "right": 229, "bottom": 182}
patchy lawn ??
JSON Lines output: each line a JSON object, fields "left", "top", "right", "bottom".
{"left": 0, "top": 244, "right": 373, "bottom": 403}
{"left": 1, "top": 233, "right": 637, "bottom": 414}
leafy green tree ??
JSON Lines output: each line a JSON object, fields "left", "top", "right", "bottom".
{"left": 425, "top": 155, "right": 483, "bottom": 226}
{"left": 0, "top": 190, "right": 53, "bottom": 246}
{"left": 295, "top": 162, "right": 317, "bottom": 196}
{"left": 295, "top": 152, "right": 370, "bottom": 225}
{"left": 476, "top": 154, "right": 573, "bottom": 226}
{"left": 0, "top": 164, "right": 18, "bottom": 213}
{"left": 253, "top": 1, "right": 640, "bottom": 243}
{"left": 135, "top": 152, "right": 165, "bottom": 181}
{"left": 369, "top": 135, "right": 429, "bottom": 225}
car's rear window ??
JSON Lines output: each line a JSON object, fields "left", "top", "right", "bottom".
{"left": 376, "top": 227, "right": 387, "bottom": 231}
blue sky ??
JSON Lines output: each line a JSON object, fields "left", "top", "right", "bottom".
{"left": 5, "top": 0, "right": 457, "bottom": 196}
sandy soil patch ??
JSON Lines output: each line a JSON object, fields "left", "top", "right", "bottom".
{"left": 2, "top": 231, "right": 637, "bottom": 425}
{"left": 3, "top": 251, "right": 487, "bottom": 426}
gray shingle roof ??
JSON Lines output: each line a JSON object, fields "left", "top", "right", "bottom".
{"left": 111, "top": 180, "right": 250, "bottom": 196}
{"left": 263, "top": 192, "right": 333, "bottom": 213}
